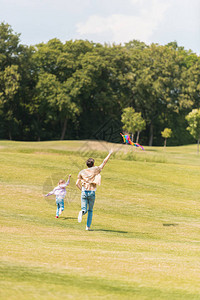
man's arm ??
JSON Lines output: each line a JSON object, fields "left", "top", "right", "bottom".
{"left": 76, "top": 178, "right": 82, "bottom": 190}
{"left": 99, "top": 150, "right": 113, "bottom": 170}
{"left": 76, "top": 172, "right": 82, "bottom": 191}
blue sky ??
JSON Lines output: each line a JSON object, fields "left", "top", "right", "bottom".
{"left": 0, "top": 0, "right": 200, "bottom": 53}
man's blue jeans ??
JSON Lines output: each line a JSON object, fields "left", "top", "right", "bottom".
{"left": 56, "top": 197, "right": 64, "bottom": 217}
{"left": 81, "top": 190, "right": 95, "bottom": 228}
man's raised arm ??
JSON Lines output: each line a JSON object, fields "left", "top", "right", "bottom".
{"left": 99, "top": 150, "right": 113, "bottom": 170}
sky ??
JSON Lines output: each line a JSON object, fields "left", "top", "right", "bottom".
{"left": 0, "top": 0, "right": 200, "bottom": 53}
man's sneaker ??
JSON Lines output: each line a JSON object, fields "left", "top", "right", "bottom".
{"left": 59, "top": 208, "right": 62, "bottom": 215}
{"left": 86, "top": 226, "right": 91, "bottom": 231}
{"left": 78, "top": 211, "right": 82, "bottom": 223}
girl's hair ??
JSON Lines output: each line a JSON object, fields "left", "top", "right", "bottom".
{"left": 59, "top": 179, "right": 65, "bottom": 185}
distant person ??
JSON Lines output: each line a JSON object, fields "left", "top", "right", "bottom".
{"left": 45, "top": 175, "right": 71, "bottom": 218}
{"left": 76, "top": 150, "right": 113, "bottom": 230}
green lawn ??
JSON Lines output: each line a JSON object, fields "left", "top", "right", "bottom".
{"left": 0, "top": 140, "right": 200, "bottom": 300}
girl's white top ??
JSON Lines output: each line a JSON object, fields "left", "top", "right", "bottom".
{"left": 45, "top": 179, "right": 70, "bottom": 198}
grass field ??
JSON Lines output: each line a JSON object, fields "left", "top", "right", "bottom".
{"left": 0, "top": 140, "right": 200, "bottom": 300}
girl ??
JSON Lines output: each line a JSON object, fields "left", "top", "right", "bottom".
{"left": 45, "top": 174, "right": 71, "bottom": 218}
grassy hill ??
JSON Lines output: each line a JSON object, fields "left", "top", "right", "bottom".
{"left": 0, "top": 140, "right": 200, "bottom": 300}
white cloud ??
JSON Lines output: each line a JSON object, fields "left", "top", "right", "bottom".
{"left": 76, "top": 0, "right": 170, "bottom": 44}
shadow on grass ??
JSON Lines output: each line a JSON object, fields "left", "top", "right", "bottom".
{"left": 61, "top": 217, "right": 77, "bottom": 220}
{"left": 163, "top": 223, "right": 179, "bottom": 227}
{"left": 94, "top": 229, "right": 128, "bottom": 234}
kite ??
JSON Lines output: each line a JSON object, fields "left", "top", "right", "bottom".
{"left": 120, "top": 133, "right": 144, "bottom": 150}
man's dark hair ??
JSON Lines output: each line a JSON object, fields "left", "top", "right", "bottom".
{"left": 86, "top": 158, "right": 95, "bottom": 168}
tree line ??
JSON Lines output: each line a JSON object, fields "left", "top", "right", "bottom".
{"left": 0, "top": 22, "right": 199, "bottom": 146}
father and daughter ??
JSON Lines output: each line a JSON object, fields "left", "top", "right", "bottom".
{"left": 45, "top": 150, "right": 113, "bottom": 230}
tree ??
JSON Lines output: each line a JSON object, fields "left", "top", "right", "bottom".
{"left": 32, "top": 72, "right": 80, "bottom": 140}
{"left": 0, "top": 22, "right": 37, "bottom": 140}
{"left": 1, "top": 22, "right": 199, "bottom": 144}
{"left": 161, "top": 128, "right": 172, "bottom": 147}
{"left": 180, "top": 57, "right": 200, "bottom": 109}
{"left": 0, "top": 22, "right": 21, "bottom": 139}
{"left": 186, "top": 109, "right": 200, "bottom": 154}
{"left": 65, "top": 44, "right": 132, "bottom": 138}
{"left": 0, "top": 22, "right": 21, "bottom": 69}
{"left": 134, "top": 112, "right": 146, "bottom": 143}
{"left": 127, "top": 43, "right": 187, "bottom": 146}
{"left": 0, "top": 65, "right": 21, "bottom": 139}
{"left": 121, "top": 107, "right": 146, "bottom": 143}
{"left": 32, "top": 72, "right": 59, "bottom": 140}
{"left": 56, "top": 82, "right": 80, "bottom": 140}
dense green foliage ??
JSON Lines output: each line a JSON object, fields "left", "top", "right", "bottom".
{"left": 121, "top": 107, "right": 146, "bottom": 143}
{"left": 161, "top": 128, "right": 172, "bottom": 147}
{"left": 0, "top": 22, "right": 199, "bottom": 145}
{"left": 186, "top": 109, "right": 200, "bottom": 153}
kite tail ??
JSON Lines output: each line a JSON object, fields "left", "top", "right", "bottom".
{"left": 135, "top": 143, "right": 144, "bottom": 150}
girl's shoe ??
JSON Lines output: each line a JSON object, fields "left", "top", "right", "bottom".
{"left": 56, "top": 216, "right": 59, "bottom": 218}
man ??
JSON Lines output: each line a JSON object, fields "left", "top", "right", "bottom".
{"left": 76, "top": 150, "right": 113, "bottom": 230}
